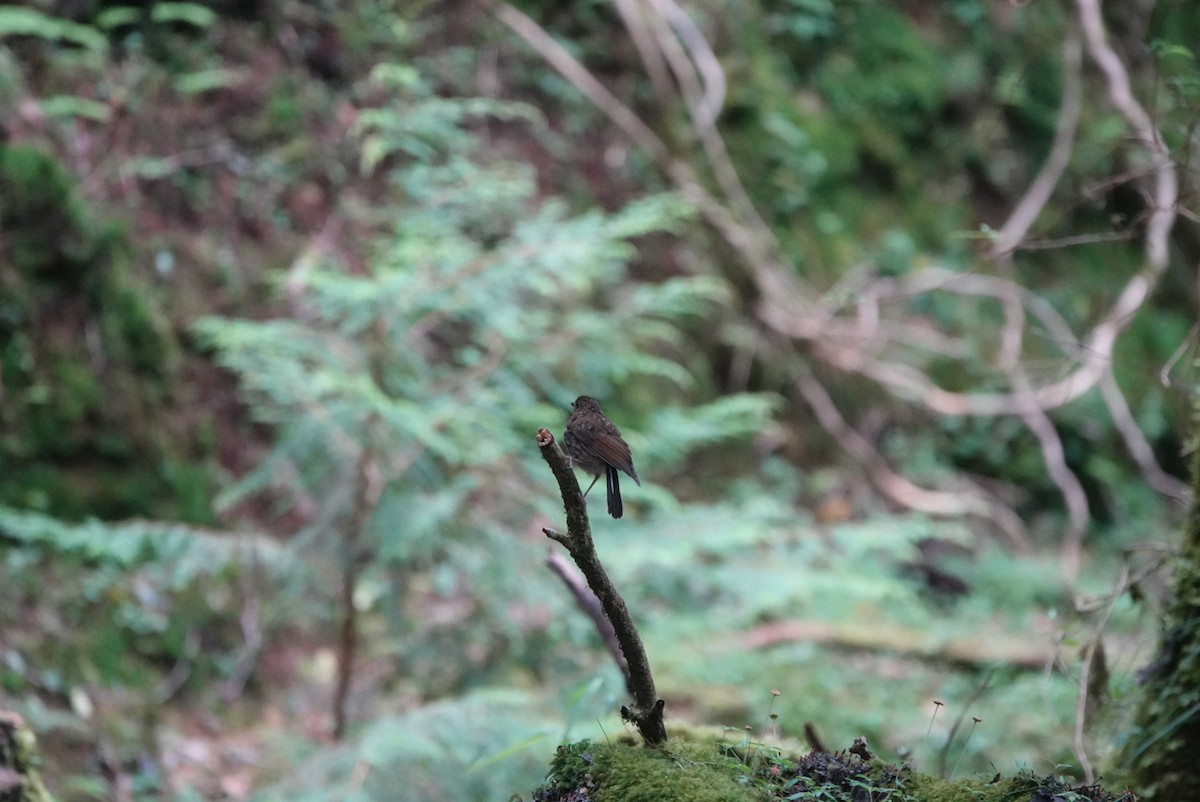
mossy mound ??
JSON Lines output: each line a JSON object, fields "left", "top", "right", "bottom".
{"left": 532, "top": 738, "right": 755, "bottom": 802}
{"left": 0, "top": 144, "right": 210, "bottom": 521}
{"left": 527, "top": 736, "right": 1137, "bottom": 802}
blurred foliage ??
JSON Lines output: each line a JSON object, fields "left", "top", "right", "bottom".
{"left": 253, "top": 688, "right": 561, "bottom": 802}
{"left": 189, "top": 54, "right": 777, "bottom": 792}
{"left": 493, "top": 0, "right": 1200, "bottom": 531}
{"left": 0, "top": 0, "right": 1194, "bottom": 800}
{"left": 0, "top": 7, "right": 108, "bottom": 51}
{"left": 0, "top": 143, "right": 211, "bottom": 521}
{"left": 0, "top": 506, "right": 291, "bottom": 688}
{"left": 529, "top": 736, "right": 1137, "bottom": 802}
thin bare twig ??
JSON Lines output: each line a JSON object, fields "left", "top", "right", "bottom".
{"left": 990, "top": 31, "right": 1083, "bottom": 258}
{"left": 1071, "top": 565, "right": 1129, "bottom": 784}
{"left": 1009, "top": 366, "right": 1090, "bottom": 580}
{"left": 997, "top": 288, "right": 1089, "bottom": 578}
{"left": 1077, "top": 0, "right": 1178, "bottom": 270}
{"left": 791, "top": 363, "right": 1027, "bottom": 549}
{"left": 643, "top": 0, "right": 779, "bottom": 278}
{"left": 333, "top": 439, "right": 384, "bottom": 740}
{"left": 611, "top": 0, "right": 673, "bottom": 103}
{"left": 546, "top": 550, "right": 631, "bottom": 692}
{"left": 494, "top": 1, "right": 817, "bottom": 312}
{"left": 1100, "top": 371, "right": 1190, "bottom": 501}
{"left": 647, "top": 0, "right": 725, "bottom": 127}
{"left": 494, "top": 3, "right": 668, "bottom": 159}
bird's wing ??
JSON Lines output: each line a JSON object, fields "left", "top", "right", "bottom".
{"left": 590, "top": 432, "right": 640, "bottom": 485}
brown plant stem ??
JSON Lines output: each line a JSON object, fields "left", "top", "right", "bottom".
{"left": 332, "top": 551, "right": 358, "bottom": 741}
{"left": 332, "top": 446, "right": 383, "bottom": 740}
{"left": 536, "top": 427, "right": 666, "bottom": 746}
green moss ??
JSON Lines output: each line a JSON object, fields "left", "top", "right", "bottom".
{"left": 0, "top": 713, "right": 54, "bottom": 802}
{"left": 538, "top": 739, "right": 759, "bottom": 802}
{"left": 1110, "top": 440, "right": 1200, "bottom": 799}
{"left": 0, "top": 145, "right": 101, "bottom": 283}
{"left": 1117, "top": 543, "right": 1200, "bottom": 796}
{"left": 533, "top": 738, "right": 1135, "bottom": 802}
{"left": 599, "top": 743, "right": 755, "bottom": 802}
{"left": 0, "top": 144, "right": 211, "bottom": 523}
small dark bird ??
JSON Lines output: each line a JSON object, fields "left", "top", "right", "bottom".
{"left": 563, "top": 395, "right": 641, "bottom": 519}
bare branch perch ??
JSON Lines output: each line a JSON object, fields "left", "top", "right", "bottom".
{"left": 535, "top": 428, "right": 666, "bottom": 745}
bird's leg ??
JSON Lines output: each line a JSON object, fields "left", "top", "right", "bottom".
{"left": 581, "top": 474, "right": 600, "bottom": 498}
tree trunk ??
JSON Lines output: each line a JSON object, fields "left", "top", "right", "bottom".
{"left": 1118, "top": 444, "right": 1200, "bottom": 799}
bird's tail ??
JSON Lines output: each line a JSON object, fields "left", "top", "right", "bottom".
{"left": 606, "top": 465, "right": 623, "bottom": 519}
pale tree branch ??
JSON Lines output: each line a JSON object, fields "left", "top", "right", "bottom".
{"left": 611, "top": 0, "right": 673, "bottom": 103}
{"left": 791, "top": 362, "right": 1027, "bottom": 550}
{"left": 1099, "top": 371, "right": 1190, "bottom": 501}
{"left": 494, "top": 1, "right": 817, "bottom": 313}
{"left": 493, "top": 3, "right": 668, "bottom": 161}
{"left": 646, "top": 0, "right": 725, "bottom": 128}
{"left": 645, "top": 0, "right": 750, "bottom": 228}
{"left": 495, "top": 0, "right": 1186, "bottom": 549}
{"left": 999, "top": 287, "right": 1089, "bottom": 581}
{"left": 989, "top": 31, "right": 1083, "bottom": 259}
{"left": 1009, "top": 366, "right": 1090, "bottom": 581}
{"left": 1077, "top": 0, "right": 1178, "bottom": 271}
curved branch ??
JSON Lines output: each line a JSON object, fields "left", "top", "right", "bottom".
{"left": 1100, "top": 372, "right": 1190, "bottom": 501}
{"left": 783, "top": 2, "right": 1178, "bottom": 420}
{"left": 546, "top": 550, "right": 631, "bottom": 692}
{"left": 494, "top": 4, "right": 668, "bottom": 161}
{"left": 792, "top": 366, "right": 1028, "bottom": 550}
{"left": 1008, "top": 367, "right": 1090, "bottom": 580}
{"left": 611, "top": 0, "right": 673, "bottom": 103}
{"left": 494, "top": 1, "right": 818, "bottom": 313}
{"left": 648, "top": 0, "right": 725, "bottom": 128}
{"left": 535, "top": 428, "right": 666, "bottom": 745}
{"left": 990, "top": 31, "right": 1083, "bottom": 258}
{"left": 1077, "top": 0, "right": 1178, "bottom": 271}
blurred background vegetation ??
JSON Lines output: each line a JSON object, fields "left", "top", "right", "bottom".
{"left": 0, "top": 0, "right": 1197, "bottom": 799}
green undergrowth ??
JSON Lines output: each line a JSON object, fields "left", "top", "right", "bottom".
{"left": 528, "top": 736, "right": 1136, "bottom": 802}
{"left": 0, "top": 143, "right": 211, "bottom": 522}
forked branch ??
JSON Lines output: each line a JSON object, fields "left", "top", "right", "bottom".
{"left": 535, "top": 428, "right": 666, "bottom": 746}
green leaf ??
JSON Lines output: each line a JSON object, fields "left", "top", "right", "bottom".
{"left": 174, "top": 68, "right": 246, "bottom": 95}
{"left": 39, "top": 95, "right": 111, "bottom": 122}
{"left": 0, "top": 8, "right": 106, "bottom": 51}
{"left": 150, "top": 2, "right": 217, "bottom": 28}
{"left": 95, "top": 6, "right": 142, "bottom": 29}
